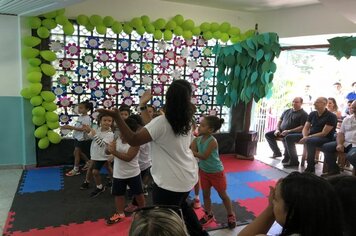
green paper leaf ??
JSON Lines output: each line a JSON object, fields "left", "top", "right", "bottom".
{"left": 251, "top": 71, "right": 258, "bottom": 84}
{"left": 234, "top": 65, "right": 241, "bottom": 77}
{"left": 230, "top": 89, "right": 238, "bottom": 103}
{"left": 256, "top": 49, "right": 264, "bottom": 61}
{"left": 216, "top": 83, "right": 226, "bottom": 94}
{"left": 263, "top": 33, "right": 270, "bottom": 44}
{"left": 247, "top": 39, "right": 255, "bottom": 49}
{"left": 233, "top": 43, "right": 242, "bottom": 53}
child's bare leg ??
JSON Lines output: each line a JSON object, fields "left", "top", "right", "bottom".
{"left": 84, "top": 160, "right": 93, "bottom": 182}
{"left": 73, "top": 147, "right": 81, "bottom": 169}
{"left": 134, "top": 194, "right": 145, "bottom": 207}
{"left": 218, "top": 191, "right": 234, "bottom": 215}
{"left": 194, "top": 181, "right": 200, "bottom": 198}
{"left": 202, "top": 189, "right": 212, "bottom": 214}
{"left": 92, "top": 169, "right": 102, "bottom": 187}
{"left": 115, "top": 196, "right": 126, "bottom": 214}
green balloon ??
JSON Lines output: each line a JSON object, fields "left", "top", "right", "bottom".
{"left": 42, "top": 101, "right": 57, "bottom": 111}
{"left": 123, "top": 23, "right": 133, "bottom": 34}
{"left": 28, "top": 58, "right": 42, "bottom": 67}
{"left": 55, "top": 15, "right": 68, "bottom": 26}
{"left": 37, "top": 27, "right": 50, "bottom": 39}
{"left": 27, "top": 66, "right": 41, "bottom": 73}
{"left": 20, "top": 88, "right": 32, "bottom": 99}
{"left": 41, "top": 91, "right": 56, "bottom": 102}
{"left": 183, "top": 30, "right": 192, "bottom": 39}
{"left": 41, "top": 63, "right": 56, "bottom": 76}
{"left": 34, "top": 125, "right": 48, "bottom": 138}
{"left": 42, "top": 19, "right": 57, "bottom": 29}
{"left": 154, "top": 18, "right": 166, "bottom": 30}
{"left": 32, "top": 106, "right": 46, "bottom": 116}
{"left": 32, "top": 115, "right": 46, "bottom": 126}
{"left": 77, "top": 15, "right": 89, "bottom": 25}
{"left": 136, "top": 26, "right": 146, "bottom": 35}
{"left": 56, "top": 9, "right": 65, "bottom": 16}
{"left": 145, "top": 24, "right": 155, "bottom": 34}
{"left": 47, "top": 121, "right": 60, "bottom": 130}
{"left": 131, "top": 17, "right": 142, "bottom": 28}
{"left": 23, "top": 36, "right": 41, "bottom": 47}
{"left": 200, "top": 22, "right": 210, "bottom": 32}
{"left": 38, "top": 137, "right": 50, "bottom": 149}
{"left": 27, "top": 71, "right": 42, "bottom": 83}
{"left": 213, "top": 31, "right": 222, "bottom": 39}
{"left": 203, "top": 31, "right": 213, "bottom": 40}
{"left": 228, "top": 27, "right": 240, "bottom": 36}
{"left": 163, "top": 30, "right": 173, "bottom": 41}
{"left": 45, "top": 112, "right": 59, "bottom": 122}
{"left": 192, "top": 27, "right": 201, "bottom": 36}
{"left": 165, "top": 20, "right": 176, "bottom": 30}
{"left": 182, "top": 19, "right": 194, "bottom": 30}
{"left": 48, "top": 130, "right": 62, "bottom": 144}
{"left": 141, "top": 15, "right": 150, "bottom": 26}
{"left": 40, "top": 50, "right": 57, "bottom": 62}
{"left": 29, "top": 83, "right": 42, "bottom": 96}
{"left": 220, "top": 33, "right": 230, "bottom": 42}
{"left": 30, "top": 96, "right": 43, "bottom": 106}
{"left": 28, "top": 17, "right": 41, "bottom": 29}
{"left": 89, "top": 15, "right": 103, "bottom": 26}
{"left": 22, "top": 47, "right": 39, "bottom": 59}
{"left": 103, "top": 16, "right": 114, "bottom": 27}
{"left": 230, "top": 36, "right": 241, "bottom": 44}
{"left": 173, "top": 15, "right": 184, "bottom": 25}
{"left": 96, "top": 25, "right": 107, "bottom": 35}
{"left": 42, "top": 11, "right": 57, "bottom": 19}
{"left": 111, "top": 22, "right": 122, "bottom": 34}
{"left": 153, "top": 30, "right": 163, "bottom": 40}
{"left": 219, "top": 22, "right": 231, "bottom": 33}
{"left": 63, "top": 23, "right": 75, "bottom": 35}
{"left": 173, "top": 26, "right": 183, "bottom": 36}
{"left": 210, "top": 22, "right": 219, "bottom": 32}
{"left": 85, "top": 23, "right": 94, "bottom": 32}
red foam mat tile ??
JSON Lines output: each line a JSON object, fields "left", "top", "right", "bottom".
{"left": 247, "top": 180, "right": 277, "bottom": 196}
{"left": 220, "top": 155, "right": 272, "bottom": 173}
{"left": 9, "top": 218, "right": 132, "bottom": 236}
{"left": 238, "top": 197, "right": 268, "bottom": 216}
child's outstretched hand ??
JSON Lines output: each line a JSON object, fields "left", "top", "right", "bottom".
{"left": 96, "top": 108, "right": 120, "bottom": 119}
{"left": 139, "top": 89, "right": 152, "bottom": 105}
{"left": 82, "top": 124, "right": 91, "bottom": 133}
{"left": 107, "top": 141, "right": 116, "bottom": 154}
{"left": 61, "top": 125, "right": 71, "bottom": 130}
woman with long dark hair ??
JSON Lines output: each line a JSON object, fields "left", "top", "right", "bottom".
{"left": 98, "top": 80, "right": 207, "bottom": 236}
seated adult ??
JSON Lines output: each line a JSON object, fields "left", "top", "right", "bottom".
{"left": 238, "top": 172, "right": 343, "bottom": 236}
{"left": 284, "top": 97, "right": 337, "bottom": 172}
{"left": 328, "top": 176, "right": 356, "bottom": 236}
{"left": 322, "top": 100, "right": 356, "bottom": 177}
{"left": 265, "top": 97, "right": 308, "bottom": 163}
{"left": 129, "top": 206, "right": 188, "bottom": 236}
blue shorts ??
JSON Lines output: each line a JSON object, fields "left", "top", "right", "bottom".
{"left": 112, "top": 174, "right": 143, "bottom": 196}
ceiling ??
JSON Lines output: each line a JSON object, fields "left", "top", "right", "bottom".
{"left": 0, "top": 0, "right": 85, "bottom": 16}
{"left": 163, "top": 0, "right": 320, "bottom": 12}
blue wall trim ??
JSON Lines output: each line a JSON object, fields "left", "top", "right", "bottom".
{"left": 0, "top": 96, "right": 36, "bottom": 166}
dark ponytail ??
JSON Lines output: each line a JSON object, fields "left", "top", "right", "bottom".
{"left": 204, "top": 116, "right": 224, "bottom": 132}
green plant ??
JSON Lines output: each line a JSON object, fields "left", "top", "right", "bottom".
{"left": 328, "top": 36, "right": 356, "bottom": 60}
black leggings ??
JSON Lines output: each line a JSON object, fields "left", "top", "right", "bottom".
{"left": 152, "top": 183, "right": 208, "bottom": 236}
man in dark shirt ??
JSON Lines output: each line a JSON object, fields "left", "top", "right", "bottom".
{"left": 265, "top": 97, "right": 308, "bottom": 163}
{"left": 284, "top": 97, "right": 337, "bottom": 173}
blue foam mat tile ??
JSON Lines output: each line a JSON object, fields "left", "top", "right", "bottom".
{"left": 226, "top": 171, "right": 269, "bottom": 185}
{"left": 254, "top": 168, "right": 287, "bottom": 180}
{"left": 18, "top": 167, "right": 64, "bottom": 194}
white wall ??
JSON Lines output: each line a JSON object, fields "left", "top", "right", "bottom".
{"left": 65, "top": 0, "right": 256, "bottom": 32}
{"left": 0, "top": 15, "right": 21, "bottom": 96}
{"left": 256, "top": 4, "right": 356, "bottom": 38}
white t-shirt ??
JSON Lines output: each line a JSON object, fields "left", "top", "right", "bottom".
{"left": 139, "top": 143, "right": 151, "bottom": 171}
{"left": 113, "top": 137, "right": 140, "bottom": 179}
{"left": 340, "top": 115, "right": 356, "bottom": 147}
{"left": 89, "top": 128, "right": 114, "bottom": 161}
{"left": 73, "top": 115, "right": 91, "bottom": 141}
{"left": 145, "top": 115, "right": 198, "bottom": 192}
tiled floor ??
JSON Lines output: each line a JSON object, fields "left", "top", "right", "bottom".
{"left": 0, "top": 142, "right": 352, "bottom": 235}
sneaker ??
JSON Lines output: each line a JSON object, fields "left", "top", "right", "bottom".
{"left": 65, "top": 169, "right": 80, "bottom": 177}
{"left": 193, "top": 199, "right": 201, "bottom": 209}
{"left": 227, "top": 214, "right": 236, "bottom": 229}
{"left": 82, "top": 162, "right": 90, "bottom": 171}
{"left": 281, "top": 157, "right": 290, "bottom": 163}
{"left": 199, "top": 212, "right": 214, "bottom": 226}
{"left": 90, "top": 186, "right": 106, "bottom": 198}
{"left": 106, "top": 212, "right": 125, "bottom": 225}
{"left": 283, "top": 161, "right": 300, "bottom": 168}
{"left": 80, "top": 181, "right": 90, "bottom": 190}
{"left": 124, "top": 203, "right": 138, "bottom": 213}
